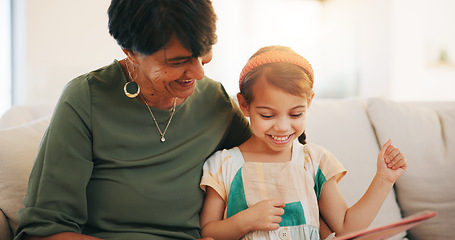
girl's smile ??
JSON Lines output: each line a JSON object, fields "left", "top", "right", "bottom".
{"left": 269, "top": 134, "right": 294, "bottom": 144}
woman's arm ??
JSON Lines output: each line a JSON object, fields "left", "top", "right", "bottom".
{"left": 200, "top": 187, "right": 285, "bottom": 240}
{"left": 25, "top": 233, "right": 213, "bottom": 240}
{"left": 319, "top": 140, "right": 407, "bottom": 236}
{"left": 25, "top": 232, "right": 103, "bottom": 240}
{"left": 15, "top": 79, "right": 95, "bottom": 238}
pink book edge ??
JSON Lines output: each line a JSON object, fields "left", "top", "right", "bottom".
{"left": 334, "top": 210, "right": 437, "bottom": 240}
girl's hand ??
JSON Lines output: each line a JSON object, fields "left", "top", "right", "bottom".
{"left": 244, "top": 199, "right": 285, "bottom": 232}
{"left": 377, "top": 139, "right": 407, "bottom": 183}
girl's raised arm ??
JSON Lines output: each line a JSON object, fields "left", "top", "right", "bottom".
{"left": 318, "top": 139, "right": 407, "bottom": 236}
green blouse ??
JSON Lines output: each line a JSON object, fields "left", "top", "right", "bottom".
{"left": 15, "top": 60, "right": 251, "bottom": 240}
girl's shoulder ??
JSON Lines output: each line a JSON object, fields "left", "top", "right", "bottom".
{"left": 204, "top": 147, "right": 244, "bottom": 170}
{"left": 296, "top": 141, "right": 346, "bottom": 182}
{"left": 304, "top": 141, "right": 335, "bottom": 158}
{"left": 293, "top": 141, "right": 338, "bottom": 166}
{"left": 294, "top": 141, "right": 326, "bottom": 156}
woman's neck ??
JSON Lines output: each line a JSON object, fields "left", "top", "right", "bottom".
{"left": 138, "top": 93, "right": 179, "bottom": 110}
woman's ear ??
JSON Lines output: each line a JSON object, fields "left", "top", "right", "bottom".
{"left": 237, "top": 93, "right": 250, "bottom": 117}
{"left": 122, "top": 49, "right": 137, "bottom": 63}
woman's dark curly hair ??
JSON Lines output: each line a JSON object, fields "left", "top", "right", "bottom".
{"left": 108, "top": 0, "right": 217, "bottom": 57}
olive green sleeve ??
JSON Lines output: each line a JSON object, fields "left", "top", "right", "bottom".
{"left": 219, "top": 96, "right": 252, "bottom": 150}
{"left": 15, "top": 76, "right": 94, "bottom": 239}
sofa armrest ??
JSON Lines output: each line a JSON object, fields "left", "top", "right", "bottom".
{"left": 0, "top": 209, "right": 13, "bottom": 240}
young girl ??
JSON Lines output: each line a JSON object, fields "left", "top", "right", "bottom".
{"left": 199, "top": 46, "right": 407, "bottom": 240}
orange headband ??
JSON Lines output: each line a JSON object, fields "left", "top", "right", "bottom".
{"left": 239, "top": 51, "right": 314, "bottom": 90}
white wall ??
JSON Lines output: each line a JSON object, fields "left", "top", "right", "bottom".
{"left": 12, "top": 0, "right": 455, "bottom": 108}
{"left": 16, "top": 0, "right": 123, "bottom": 106}
{"left": 324, "top": 0, "right": 455, "bottom": 101}
{"left": 206, "top": 0, "right": 324, "bottom": 97}
{"left": 319, "top": 0, "right": 393, "bottom": 98}
{"left": 390, "top": 0, "right": 455, "bottom": 101}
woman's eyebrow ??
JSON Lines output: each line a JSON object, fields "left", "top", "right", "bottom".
{"left": 165, "top": 55, "right": 192, "bottom": 62}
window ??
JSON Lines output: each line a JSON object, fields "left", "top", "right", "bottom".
{"left": 0, "top": 0, "right": 12, "bottom": 116}
{"left": 205, "top": 0, "right": 359, "bottom": 99}
{"left": 205, "top": 0, "right": 324, "bottom": 96}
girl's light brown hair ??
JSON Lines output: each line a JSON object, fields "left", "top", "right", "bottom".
{"left": 239, "top": 45, "right": 314, "bottom": 105}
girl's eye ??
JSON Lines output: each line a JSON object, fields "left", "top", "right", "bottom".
{"left": 260, "top": 114, "right": 273, "bottom": 119}
{"left": 290, "top": 113, "right": 304, "bottom": 118}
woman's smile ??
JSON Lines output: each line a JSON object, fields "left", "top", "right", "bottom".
{"left": 175, "top": 79, "right": 196, "bottom": 85}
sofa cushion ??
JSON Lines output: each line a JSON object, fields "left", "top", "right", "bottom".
{"left": 367, "top": 98, "right": 455, "bottom": 240}
{"left": 306, "top": 98, "right": 404, "bottom": 239}
{"left": 0, "top": 116, "right": 51, "bottom": 235}
{"left": 438, "top": 107, "right": 455, "bottom": 161}
{"left": 0, "top": 104, "right": 54, "bottom": 129}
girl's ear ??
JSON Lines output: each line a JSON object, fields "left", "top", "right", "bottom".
{"left": 307, "top": 91, "right": 315, "bottom": 108}
{"left": 236, "top": 93, "right": 250, "bottom": 117}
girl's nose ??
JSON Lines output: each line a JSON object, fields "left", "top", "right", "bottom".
{"left": 274, "top": 117, "right": 291, "bottom": 131}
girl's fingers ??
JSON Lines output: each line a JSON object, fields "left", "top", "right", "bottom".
{"left": 391, "top": 160, "right": 407, "bottom": 170}
{"left": 384, "top": 144, "right": 394, "bottom": 158}
{"left": 388, "top": 154, "right": 407, "bottom": 169}
{"left": 268, "top": 222, "right": 281, "bottom": 231}
{"left": 380, "top": 139, "right": 392, "bottom": 158}
{"left": 273, "top": 199, "right": 286, "bottom": 208}
{"left": 385, "top": 148, "right": 401, "bottom": 164}
{"left": 273, "top": 216, "right": 282, "bottom": 224}
{"left": 380, "top": 140, "right": 407, "bottom": 171}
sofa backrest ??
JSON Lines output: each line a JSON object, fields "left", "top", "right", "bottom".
{"left": 366, "top": 98, "right": 455, "bottom": 240}
{"left": 306, "top": 98, "right": 405, "bottom": 239}
{"left": 0, "top": 104, "right": 54, "bottom": 129}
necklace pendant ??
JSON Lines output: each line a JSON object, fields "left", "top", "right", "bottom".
{"left": 141, "top": 95, "right": 177, "bottom": 144}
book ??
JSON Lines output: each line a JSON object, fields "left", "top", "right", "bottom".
{"left": 333, "top": 210, "right": 437, "bottom": 240}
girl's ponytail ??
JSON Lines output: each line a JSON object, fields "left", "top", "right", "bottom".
{"left": 298, "top": 131, "right": 307, "bottom": 145}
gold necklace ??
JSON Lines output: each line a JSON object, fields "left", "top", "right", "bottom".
{"left": 140, "top": 95, "right": 177, "bottom": 143}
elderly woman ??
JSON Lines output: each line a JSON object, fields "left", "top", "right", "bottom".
{"left": 14, "top": 0, "right": 251, "bottom": 240}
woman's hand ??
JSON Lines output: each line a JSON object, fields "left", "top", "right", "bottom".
{"left": 243, "top": 199, "right": 286, "bottom": 232}
{"left": 377, "top": 139, "right": 407, "bottom": 183}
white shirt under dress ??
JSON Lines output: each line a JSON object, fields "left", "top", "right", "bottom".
{"left": 200, "top": 141, "right": 347, "bottom": 240}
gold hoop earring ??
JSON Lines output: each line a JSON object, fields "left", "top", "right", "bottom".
{"left": 124, "top": 59, "right": 140, "bottom": 98}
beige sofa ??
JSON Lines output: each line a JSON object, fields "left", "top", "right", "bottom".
{"left": 1, "top": 97, "right": 454, "bottom": 240}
